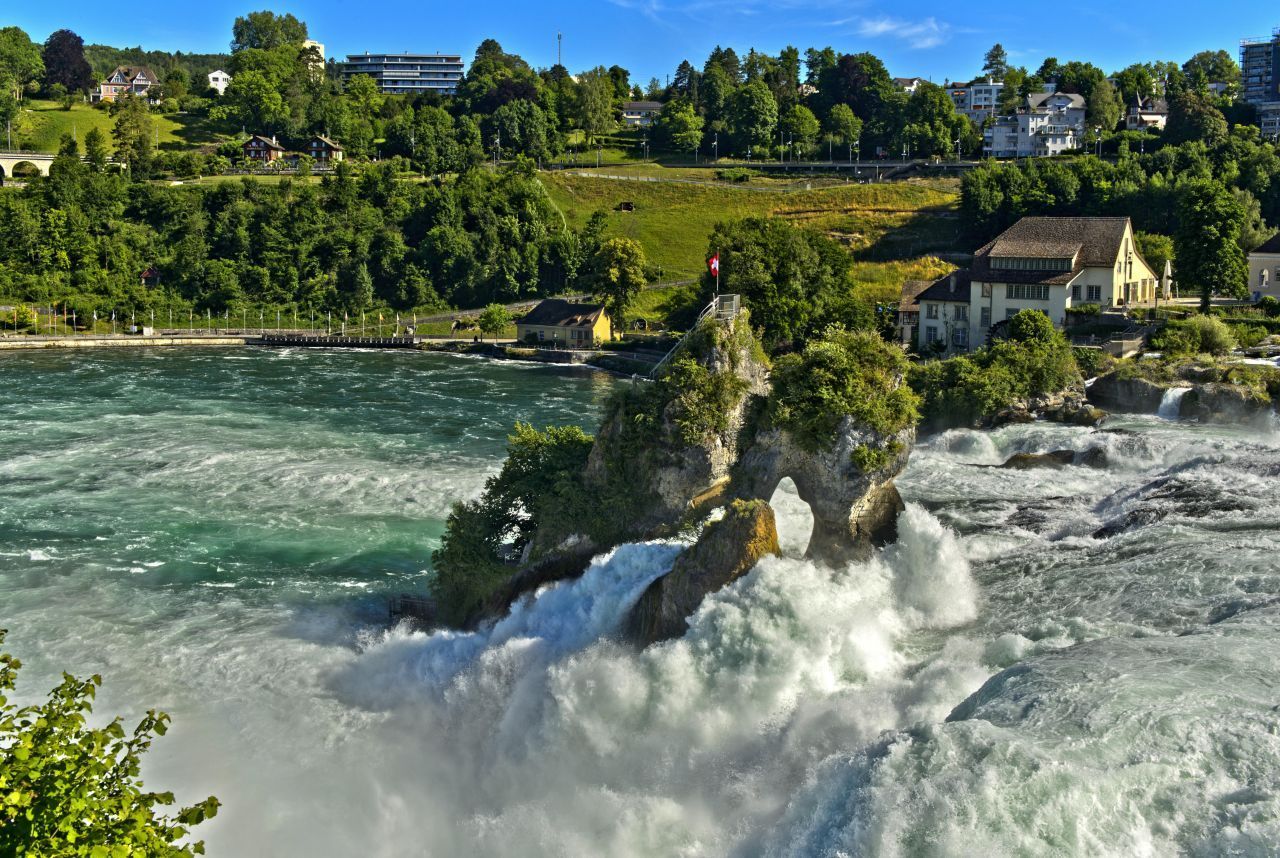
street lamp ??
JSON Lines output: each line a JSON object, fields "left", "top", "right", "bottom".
{"left": 713, "top": 133, "right": 718, "bottom": 161}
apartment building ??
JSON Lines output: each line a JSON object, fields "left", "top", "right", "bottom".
{"left": 983, "top": 92, "right": 1086, "bottom": 158}
{"left": 341, "top": 52, "right": 465, "bottom": 95}
{"left": 1241, "top": 30, "right": 1280, "bottom": 135}
{"left": 945, "top": 78, "right": 1005, "bottom": 123}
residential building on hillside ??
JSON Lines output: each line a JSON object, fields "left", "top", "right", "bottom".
{"left": 243, "top": 135, "right": 285, "bottom": 163}
{"left": 341, "top": 52, "right": 464, "bottom": 95}
{"left": 893, "top": 77, "right": 925, "bottom": 95}
{"left": 516, "top": 299, "right": 613, "bottom": 347}
{"left": 983, "top": 91, "right": 1086, "bottom": 158}
{"left": 1125, "top": 95, "right": 1168, "bottom": 131}
{"left": 946, "top": 78, "right": 1005, "bottom": 123}
{"left": 896, "top": 280, "right": 931, "bottom": 346}
{"left": 915, "top": 217, "right": 1158, "bottom": 355}
{"left": 1241, "top": 30, "right": 1280, "bottom": 135}
{"left": 622, "top": 101, "right": 663, "bottom": 127}
{"left": 305, "top": 135, "right": 344, "bottom": 163}
{"left": 207, "top": 70, "right": 231, "bottom": 96}
{"left": 94, "top": 66, "right": 159, "bottom": 103}
{"left": 1248, "top": 233, "right": 1280, "bottom": 301}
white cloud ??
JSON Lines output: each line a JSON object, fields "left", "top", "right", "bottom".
{"left": 856, "top": 15, "right": 950, "bottom": 49}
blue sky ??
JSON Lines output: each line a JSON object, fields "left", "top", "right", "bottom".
{"left": 9, "top": 1, "right": 1280, "bottom": 86}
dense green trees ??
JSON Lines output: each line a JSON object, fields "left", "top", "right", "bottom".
{"left": 0, "top": 26, "right": 44, "bottom": 101}
{"left": 910, "top": 310, "right": 1081, "bottom": 430}
{"left": 0, "top": 630, "right": 220, "bottom": 855}
{"left": 0, "top": 158, "right": 602, "bottom": 316}
{"left": 701, "top": 217, "right": 869, "bottom": 351}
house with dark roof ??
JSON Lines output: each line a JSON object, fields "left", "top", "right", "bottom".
{"left": 916, "top": 217, "right": 1158, "bottom": 354}
{"left": 305, "top": 136, "right": 344, "bottom": 163}
{"left": 243, "top": 135, "right": 286, "bottom": 163}
{"left": 1248, "top": 232, "right": 1280, "bottom": 301}
{"left": 516, "top": 299, "right": 613, "bottom": 348}
{"left": 94, "top": 66, "right": 159, "bottom": 103}
{"left": 1125, "top": 96, "right": 1168, "bottom": 132}
{"left": 896, "top": 280, "right": 933, "bottom": 345}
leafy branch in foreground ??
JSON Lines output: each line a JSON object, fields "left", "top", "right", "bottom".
{"left": 0, "top": 629, "right": 219, "bottom": 857}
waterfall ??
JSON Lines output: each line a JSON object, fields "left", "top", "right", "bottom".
{"left": 1157, "top": 387, "right": 1192, "bottom": 420}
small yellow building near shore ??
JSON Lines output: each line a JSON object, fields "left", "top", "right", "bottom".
{"left": 516, "top": 299, "right": 612, "bottom": 348}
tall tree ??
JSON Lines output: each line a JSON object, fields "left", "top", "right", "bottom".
{"left": 1182, "top": 50, "right": 1241, "bottom": 91}
{"left": 111, "top": 94, "right": 154, "bottom": 175}
{"left": 781, "top": 104, "right": 819, "bottom": 156}
{"left": 589, "top": 237, "right": 646, "bottom": 335}
{"left": 42, "top": 29, "right": 93, "bottom": 94}
{"left": 730, "top": 79, "right": 778, "bottom": 153}
{"left": 826, "top": 103, "right": 863, "bottom": 151}
{"left": 0, "top": 27, "right": 44, "bottom": 101}
{"left": 982, "top": 43, "right": 1009, "bottom": 80}
{"left": 230, "top": 11, "right": 308, "bottom": 52}
{"left": 83, "top": 126, "right": 108, "bottom": 171}
{"left": 575, "top": 66, "right": 615, "bottom": 144}
{"left": 1088, "top": 78, "right": 1123, "bottom": 132}
{"left": 1174, "top": 179, "right": 1246, "bottom": 311}
{"left": 656, "top": 99, "right": 703, "bottom": 154}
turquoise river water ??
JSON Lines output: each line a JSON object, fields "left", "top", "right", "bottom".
{"left": 2, "top": 347, "right": 1280, "bottom": 857}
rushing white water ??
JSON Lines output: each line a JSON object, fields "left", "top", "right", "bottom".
{"left": 5, "top": 350, "right": 1280, "bottom": 856}
{"left": 1158, "top": 386, "right": 1192, "bottom": 419}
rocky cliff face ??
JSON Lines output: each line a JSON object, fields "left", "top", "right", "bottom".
{"left": 732, "top": 417, "right": 912, "bottom": 564}
{"left": 485, "top": 314, "right": 917, "bottom": 640}
{"left": 579, "top": 315, "right": 771, "bottom": 539}
{"left": 984, "top": 385, "right": 1105, "bottom": 429}
{"left": 625, "top": 500, "right": 780, "bottom": 646}
{"left": 1087, "top": 374, "right": 1168, "bottom": 414}
{"left": 1088, "top": 367, "right": 1276, "bottom": 423}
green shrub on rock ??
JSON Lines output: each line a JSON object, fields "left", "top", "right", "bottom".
{"left": 769, "top": 328, "right": 919, "bottom": 450}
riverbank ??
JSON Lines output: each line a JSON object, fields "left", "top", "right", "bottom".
{"left": 0, "top": 335, "right": 251, "bottom": 350}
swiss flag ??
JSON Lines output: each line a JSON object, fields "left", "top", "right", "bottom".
{"left": 708, "top": 254, "right": 720, "bottom": 276}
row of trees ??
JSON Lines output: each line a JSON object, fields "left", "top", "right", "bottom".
{"left": 0, "top": 147, "right": 645, "bottom": 316}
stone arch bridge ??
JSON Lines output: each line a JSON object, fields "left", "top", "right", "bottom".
{"left": 0, "top": 151, "right": 55, "bottom": 179}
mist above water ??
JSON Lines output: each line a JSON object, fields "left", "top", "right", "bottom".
{"left": 3, "top": 349, "right": 1280, "bottom": 856}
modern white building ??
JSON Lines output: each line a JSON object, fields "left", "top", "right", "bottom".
{"left": 1241, "top": 30, "right": 1280, "bottom": 136}
{"left": 916, "top": 217, "right": 1158, "bottom": 354}
{"left": 207, "top": 69, "right": 231, "bottom": 96}
{"left": 945, "top": 78, "right": 1005, "bottom": 123}
{"left": 983, "top": 91, "right": 1086, "bottom": 158}
{"left": 342, "top": 52, "right": 465, "bottom": 95}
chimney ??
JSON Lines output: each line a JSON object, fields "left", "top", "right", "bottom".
{"left": 949, "top": 273, "right": 957, "bottom": 291}
{"left": 271, "top": 135, "right": 277, "bottom": 146}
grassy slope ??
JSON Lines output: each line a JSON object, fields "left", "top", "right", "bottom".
{"left": 11, "top": 99, "right": 232, "bottom": 154}
{"left": 540, "top": 172, "right": 961, "bottom": 303}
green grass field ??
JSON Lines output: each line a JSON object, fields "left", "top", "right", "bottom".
{"left": 539, "top": 171, "right": 962, "bottom": 295}
{"left": 9, "top": 99, "right": 232, "bottom": 154}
